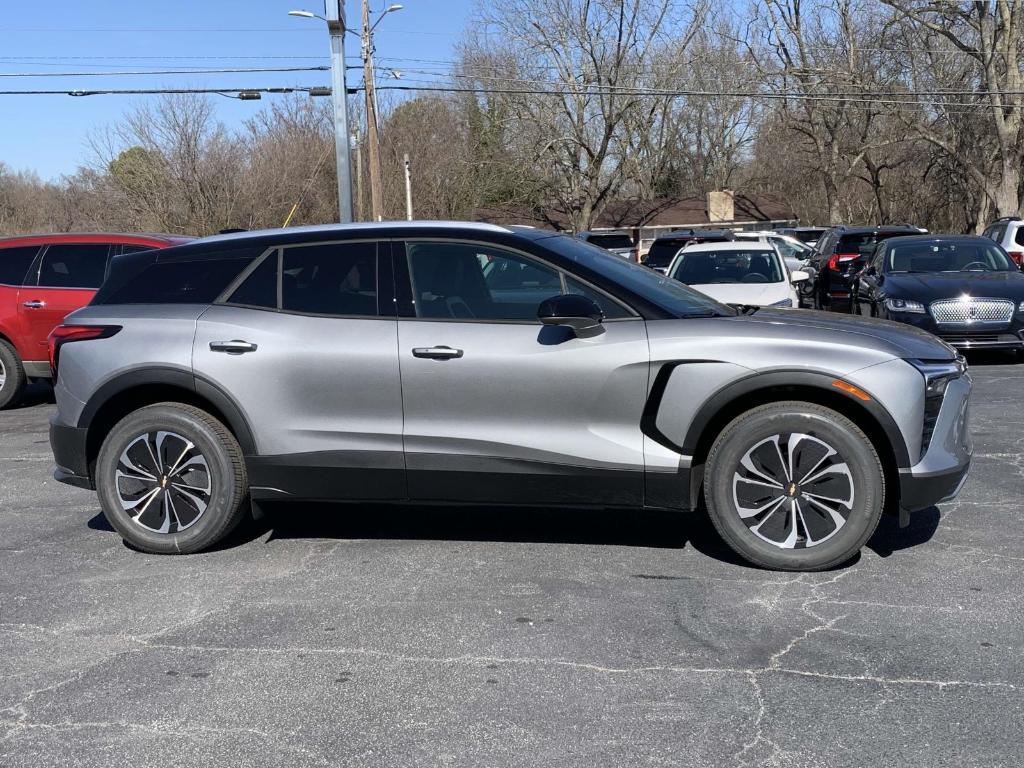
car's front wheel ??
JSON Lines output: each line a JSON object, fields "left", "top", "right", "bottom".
{"left": 95, "top": 403, "right": 248, "bottom": 554}
{"left": 0, "top": 340, "right": 27, "bottom": 410}
{"left": 703, "top": 401, "right": 884, "bottom": 571}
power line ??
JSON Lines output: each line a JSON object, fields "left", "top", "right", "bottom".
{"left": 0, "top": 66, "right": 329, "bottom": 78}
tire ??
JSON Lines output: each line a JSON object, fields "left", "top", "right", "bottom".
{"left": 703, "top": 401, "right": 884, "bottom": 571}
{"left": 95, "top": 403, "right": 248, "bottom": 554}
{"left": 0, "top": 339, "right": 27, "bottom": 410}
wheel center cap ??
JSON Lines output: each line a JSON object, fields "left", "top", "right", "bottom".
{"left": 160, "top": 476, "right": 168, "bottom": 489}
{"left": 785, "top": 482, "right": 800, "bottom": 498}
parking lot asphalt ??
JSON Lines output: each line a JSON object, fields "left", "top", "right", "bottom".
{"left": 1, "top": 361, "right": 1022, "bottom": 768}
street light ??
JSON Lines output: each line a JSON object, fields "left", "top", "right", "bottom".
{"left": 288, "top": 3, "right": 354, "bottom": 223}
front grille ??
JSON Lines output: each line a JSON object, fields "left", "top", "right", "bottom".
{"left": 929, "top": 298, "right": 1014, "bottom": 326}
{"left": 940, "top": 333, "right": 1019, "bottom": 346}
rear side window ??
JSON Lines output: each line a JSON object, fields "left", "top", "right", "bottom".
{"left": 37, "top": 244, "right": 110, "bottom": 288}
{"left": 0, "top": 246, "right": 39, "bottom": 286}
{"left": 97, "top": 251, "right": 259, "bottom": 305}
{"left": 281, "top": 242, "right": 379, "bottom": 317}
{"left": 587, "top": 234, "right": 634, "bottom": 250}
{"left": 1013, "top": 227, "right": 1024, "bottom": 247}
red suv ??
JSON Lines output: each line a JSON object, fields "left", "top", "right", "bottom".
{"left": 0, "top": 233, "right": 192, "bottom": 408}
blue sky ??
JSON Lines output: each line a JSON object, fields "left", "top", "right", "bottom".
{"left": 0, "top": 0, "right": 471, "bottom": 180}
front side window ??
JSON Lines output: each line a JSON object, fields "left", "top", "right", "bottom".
{"left": 37, "top": 243, "right": 110, "bottom": 288}
{"left": 541, "top": 234, "right": 733, "bottom": 318}
{"left": 984, "top": 224, "right": 1005, "bottom": 243}
{"left": 586, "top": 234, "right": 634, "bottom": 250}
{"left": 670, "top": 249, "right": 783, "bottom": 285}
{"left": 407, "top": 241, "right": 564, "bottom": 321}
{"left": 0, "top": 246, "right": 40, "bottom": 286}
{"left": 281, "top": 242, "right": 378, "bottom": 317}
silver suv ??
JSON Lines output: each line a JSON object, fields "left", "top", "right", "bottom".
{"left": 48, "top": 222, "right": 972, "bottom": 570}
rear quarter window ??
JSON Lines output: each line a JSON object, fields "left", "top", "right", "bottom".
{"left": 0, "top": 246, "right": 40, "bottom": 286}
{"left": 94, "top": 248, "right": 263, "bottom": 305}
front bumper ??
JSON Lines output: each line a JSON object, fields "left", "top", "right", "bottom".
{"left": 49, "top": 417, "right": 93, "bottom": 490}
{"left": 898, "top": 372, "right": 972, "bottom": 512}
{"left": 889, "top": 312, "right": 1024, "bottom": 350}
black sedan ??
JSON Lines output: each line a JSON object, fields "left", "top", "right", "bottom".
{"left": 851, "top": 234, "right": 1024, "bottom": 351}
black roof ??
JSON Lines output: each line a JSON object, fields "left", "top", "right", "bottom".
{"left": 875, "top": 234, "right": 991, "bottom": 247}
{"left": 832, "top": 225, "right": 923, "bottom": 235}
{"left": 652, "top": 229, "right": 733, "bottom": 241}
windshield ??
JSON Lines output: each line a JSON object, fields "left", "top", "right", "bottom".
{"left": 669, "top": 249, "right": 783, "bottom": 285}
{"left": 888, "top": 241, "right": 1015, "bottom": 272}
{"left": 541, "top": 234, "right": 734, "bottom": 317}
{"left": 586, "top": 234, "right": 633, "bottom": 250}
{"left": 644, "top": 240, "right": 687, "bottom": 267}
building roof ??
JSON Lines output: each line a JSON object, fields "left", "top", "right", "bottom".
{"left": 473, "top": 195, "right": 797, "bottom": 230}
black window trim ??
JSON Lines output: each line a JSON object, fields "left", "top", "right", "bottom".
{"left": 217, "top": 238, "right": 392, "bottom": 320}
{"left": 30, "top": 243, "right": 114, "bottom": 291}
{"left": 394, "top": 236, "right": 640, "bottom": 325}
{"left": 0, "top": 245, "right": 42, "bottom": 287}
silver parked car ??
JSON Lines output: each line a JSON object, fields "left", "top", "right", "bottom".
{"left": 48, "top": 222, "right": 972, "bottom": 570}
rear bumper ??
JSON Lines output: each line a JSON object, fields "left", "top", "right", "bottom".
{"left": 49, "top": 417, "right": 93, "bottom": 490}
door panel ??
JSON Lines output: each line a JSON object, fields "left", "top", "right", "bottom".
{"left": 194, "top": 306, "right": 405, "bottom": 499}
{"left": 397, "top": 238, "right": 649, "bottom": 506}
{"left": 399, "top": 320, "right": 650, "bottom": 504}
{"left": 192, "top": 240, "right": 405, "bottom": 501}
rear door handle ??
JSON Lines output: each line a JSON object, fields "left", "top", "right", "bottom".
{"left": 412, "top": 346, "right": 463, "bottom": 360}
{"left": 22, "top": 300, "right": 45, "bottom": 309}
{"left": 210, "top": 340, "right": 258, "bottom": 354}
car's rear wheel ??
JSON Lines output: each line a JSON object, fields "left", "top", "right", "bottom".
{"left": 95, "top": 403, "right": 248, "bottom": 554}
{"left": 0, "top": 340, "right": 27, "bottom": 410}
{"left": 703, "top": 401, "right": 884, "bottom": 571}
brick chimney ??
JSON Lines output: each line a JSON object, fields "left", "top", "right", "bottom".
{"left": 707, "top": 189, "right": 735, "bottom": 223}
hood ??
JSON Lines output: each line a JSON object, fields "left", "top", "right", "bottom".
{"left": 729, "top": 307, "right": 957, "bottom": 360}
{"left": 882, "top": 270, "right": 1024, "bottom": 304}
{"left": 691, "top": 281, "right": 791, "bottom": 306}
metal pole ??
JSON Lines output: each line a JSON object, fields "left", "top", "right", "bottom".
{"left": 403, "top": 153, "right": 413, "bottom": 221}
{"left": 325, "top": 0, "right": 353, "bottom": 223}
{"left": 362, "top": 0, "right": 384, "bottom": 221}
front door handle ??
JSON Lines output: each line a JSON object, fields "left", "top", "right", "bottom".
{"left": 210, "top": 340, "right": 258, "bottom": 354}
{"left": 22, "top": 300, "right": 45, "bottom": 309}
{"left": 412, "top": 346, "right": 463, "bottom": 360}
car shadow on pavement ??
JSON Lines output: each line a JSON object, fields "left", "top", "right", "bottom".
{"left": 87, "top": 501, "right": 942, "bottom": 566}
{"left": 258, "top": 502, "right": 692, "bottom": 550}
{"left": 12, "top": 382, "right": 54, "bottom": 409}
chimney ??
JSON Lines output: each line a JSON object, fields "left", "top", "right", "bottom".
{"left": 707, "top": 189, "right": 735, "bottom": 223}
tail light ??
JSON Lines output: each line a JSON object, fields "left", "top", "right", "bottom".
{"left": 826, "top": 253, "right": 860, "bottom": 271}
{"left": 48, "top": 325, "right": 121, "bottom": 378}
{"left": 1007, "top": 251, "right": 1023, "bottom": 266}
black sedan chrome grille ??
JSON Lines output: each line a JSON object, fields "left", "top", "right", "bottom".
{"left": 929, "top": 298, "right": 1014, "bottom": 327}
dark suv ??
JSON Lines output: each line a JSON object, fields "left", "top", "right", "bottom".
{"left": 813, "top": 225, "right": 924, "bottom": 311}
{"left": 642, "top": 229, "right": 735, "bottom": 273}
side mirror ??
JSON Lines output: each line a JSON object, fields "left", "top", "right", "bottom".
{"left": 790, "top": 270, "right": 810, "bottom": 283}
{"left": 537, "top": 294, "right": 604, "bottom": 337}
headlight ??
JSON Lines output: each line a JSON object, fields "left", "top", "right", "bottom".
{"left": 768, "top": 298, "right": 794, "bottom": 308}
{"left": 885, "top": 298, "right": 926, "bottom": 314}
{"left": 909, "top": 357, "right": 966, "bottom": 399}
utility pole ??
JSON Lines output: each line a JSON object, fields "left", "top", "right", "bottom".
{"left": 403, "top": 153, "right": 413, "bottom": 220}
{"left": 362, "top": 0, "right": 384, "bottom": 221}
{"left": 353, "top": 128, "right": 364, "bottom": 221}
{"left": 324, "top": 1, "right": 354, "bottom": 223}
